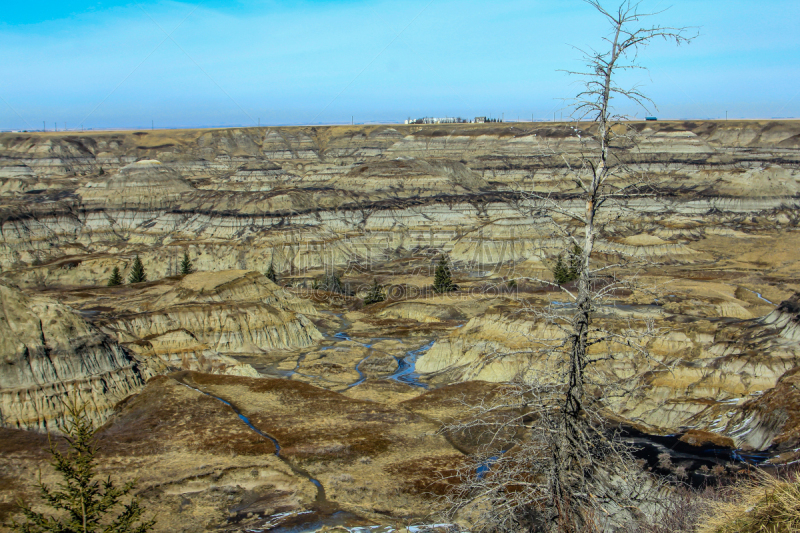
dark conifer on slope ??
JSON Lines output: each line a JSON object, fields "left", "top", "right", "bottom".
{"left": 128, "top": 256, "right": 147, "bottom": 284}
{"left": 363, "top": 279, "right": 386, "bottom": 305}
{"left": 552, "top": 244, "right": 583, "bottom": 285}
{"left": 265, "top": 261, "right": 277, "bottom": 283}
{"left": 107, "top": 266, "right": 123, "bottom": 287}
{"left": 552, "top": 254, "right": 569, "bottom": 285}
{"left": 8, "top": 403, "right": 156, "bottom": 533}
{"left": 179, "top": 252, "right": 193, "bottom": 276}
{"left": 433, "top": 255, "right": 457, "bottom": 293}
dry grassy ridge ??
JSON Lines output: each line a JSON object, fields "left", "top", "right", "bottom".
{"left": 697, "top": 471, "right": 800, "bottom": 533}
{"left": 0, "top": 372, "right": 490, "bottom": 532}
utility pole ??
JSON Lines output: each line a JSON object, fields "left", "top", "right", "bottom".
{"left": 152, "top": 120, "right": 154, "bottom": 130}
{"left": 352, "top": 116, "right": 354, "bottom": 125}
{"left": 726, "top": 111, "right": 728, "bottom": 121}
{"left": 43, "top": 121, "right": 45, "bottom": 132}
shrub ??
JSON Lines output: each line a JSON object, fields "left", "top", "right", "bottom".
{"left": 699, "top": 470, "right": 800, "bottom": 533}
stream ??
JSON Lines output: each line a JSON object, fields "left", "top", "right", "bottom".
{"left": 177, "top": 381, "right": 328, "bottom": 503}
{"left": 621, "top": 427, "right": 770, "bottom": 488}
{"left": 743, "top": 288, "right": 776, "bottom": 306}
{"left": 217, "top": 307, "right": 771, "bottom": 528}
{"left": 174, "top": 314, "right": 442, "bottom": 531}
{"left": 388, "top": 341, "right": 435, "bottom": 389}
{"left": 319, "top": 311, "right": 435, "bottom": 390}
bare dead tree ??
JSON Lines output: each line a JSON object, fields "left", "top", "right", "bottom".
{"left": 441, "top": 2, "right": 696, "bottom": 532}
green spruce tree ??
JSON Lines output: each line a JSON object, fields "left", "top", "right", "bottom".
{"left": 107, "top": 267, "right": 123, "bottom": 287}
{"left": 265, "top": 261, "right": 277, "bottom": 284}
{"left": 128, "top": 256, "right": 147, "bottom": 284}
{"left": 567, "top": 243, "right": 583, "bottom": 282}
{"left": 433, "top": 255, "right": 457, "bottom": 294}
{"left": 552, "top": 244, "right": 583, "bottom": 285}
{"left": 552, "top": 254, "right": 569, "bottom": 285}
{"left": 363, "top": 279, "right": 386, "bottom": 305}
{"left": 179, "top": 252, "right": 193, "bottom": 276}
{"left": 8, "top": 403, "right": 156, "bottom": 533}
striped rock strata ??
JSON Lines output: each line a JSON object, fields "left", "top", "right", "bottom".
{"left": 0, "top": 282, "right": 146, "bottom": 432}
{"left": 61, "top": 270, "right": 323, "bottom": 377}
{"left": 416, "top": 293, "right": 800, "bottom": 452}
{"left": 0, "top": 121, "right": 798, "bottom": 289}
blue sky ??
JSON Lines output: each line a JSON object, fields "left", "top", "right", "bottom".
{"left": 1, "top": 0, "right": 798, "bottom": 130}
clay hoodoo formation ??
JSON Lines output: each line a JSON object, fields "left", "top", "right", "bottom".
{"left": 718, "top": 294, "right": 800, "bottom": 456}
{"left": 58, "top": 270, "right": 323, "bottom": 377}
{"left": 0, "top": 121, "right": 800, "bottom": 531}
{"left": 0, "top": 282, "right": 146, "bottom": 432}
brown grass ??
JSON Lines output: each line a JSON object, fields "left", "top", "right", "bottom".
{"left": 385, "top": 455, "right": 466, "bottom": 497}
{"left": 183, "top": 372, "right": 418, "bottom": 461}
{"left": 698, "top": 470, "right": 800, "bottom": 533}
{"left": 99, "top": 375, "right": 276, "bottom": 456}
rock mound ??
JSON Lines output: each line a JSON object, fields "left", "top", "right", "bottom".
{"left": 102, "top": 271, "right": 323, "bottom": 368}
{"left": 761, "top": 293, "right": 800, "bottom": 341}
{"left": 0, "top": 282, "right": 146, "bottom": 432}
{"left": 79, "top": 159, "right": 193, "bottom": 207}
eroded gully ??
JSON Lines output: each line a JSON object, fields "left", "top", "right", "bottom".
{"left": 176, "top": 312, "right": 448, "bottom": 532}
{"left": 175, "top": 379, "right": 329, "bottom": 508}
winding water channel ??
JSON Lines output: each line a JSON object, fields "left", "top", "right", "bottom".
{"left": 177, "top": 381, "right": 327, "bottom": 501}
{"left": 178, "top": 312, "right": 444, "bottom": 532}
{"left": 205, "top": 307, "right": 770, "bottom": 529}
{"left": 320, "top": 311, "right": 436, "bottom": 390}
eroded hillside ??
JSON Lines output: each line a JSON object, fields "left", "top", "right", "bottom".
{"left": 1, "top": 121, "right": 799, "bottom": 531}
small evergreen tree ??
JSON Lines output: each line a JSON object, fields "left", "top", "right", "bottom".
{"left": 323, "top": 271, "right": 350, "bottom": 295}
{"left": 363, "top": 279, "right": 386, "bottom": 305}
{"left": 265, "top": 262, "right": 277, "bottom": 283}
{"left": 128, "top": 256, "right": 146, "bottom": 284}
{"left": 567, "top": 243, "right": 583, "bottom": 281}
{"left": 107, "top": 267, "right": 123, "bottom": 287}
{"left": 8, "top": 403, "right": 155, "bottom": 533}
{"left": 552, "top": 244, "right": 583, "bottom": 285}
{"left": 179, "top": 252, "right": 193, "bottom": 276}
{"left": 313, "top": 270, "right": 351, "bottom": 295}
{"left": 552, "top": 254, "right": 569, "bottom": 285}
{"left": 433, "top": 255, "right": 457, "bottom": 293}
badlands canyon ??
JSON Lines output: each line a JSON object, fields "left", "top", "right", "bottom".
{"left": 0, "top": 121, "right": 799, "bottom": 531}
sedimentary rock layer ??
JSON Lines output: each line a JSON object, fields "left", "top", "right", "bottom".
{"left": 0, "top": 282, "right": 146, "bottom": 431}
{"left": 59, "top": 270, "right": 323, "bottom": 376}
{"left": 0, "top": 121, "right": 798, "bottom": 289}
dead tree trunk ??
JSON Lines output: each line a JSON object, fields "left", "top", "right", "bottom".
{"left": 442, "top": 2, "right": 696, "bottom": 532}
